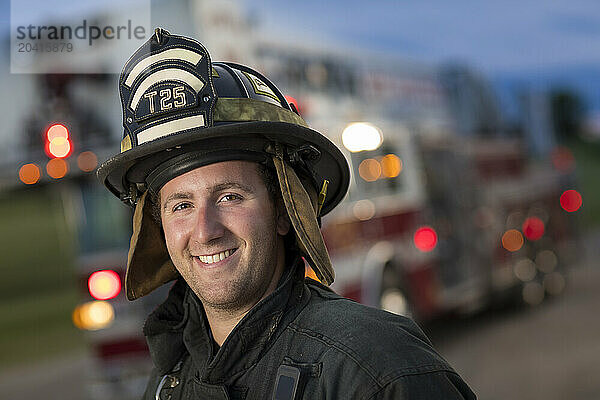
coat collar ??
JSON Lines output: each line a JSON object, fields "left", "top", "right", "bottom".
{"left": 144, "top": 257, "right": 307, "bottom": 381}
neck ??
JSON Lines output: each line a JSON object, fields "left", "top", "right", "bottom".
{"left": 204, "top": 243, "right": 287, "bottom": 346}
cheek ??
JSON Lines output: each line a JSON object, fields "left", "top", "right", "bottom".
{"left": 227, "top": 206, "right": 278, "bottom": 240}
{"left": 162, "top": 218, "right": 191, "bottom": 254}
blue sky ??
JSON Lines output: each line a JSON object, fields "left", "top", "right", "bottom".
{"left": 242, "top": 0, "right": 600, "bottom": 73}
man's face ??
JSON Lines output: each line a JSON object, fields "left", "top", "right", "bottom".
{"left": 160, "top": 161, "right": 290, "bottom": 313}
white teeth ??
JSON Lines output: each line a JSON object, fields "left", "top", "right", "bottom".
{"left": 197, "top": 249, "right": 234, "bottom": 264}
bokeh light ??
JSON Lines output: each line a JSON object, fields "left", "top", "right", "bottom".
{"left": 522, "top": 217, "right": 545, "bottom": 241}
{"left": 358, "top": 158, "right": 382, "bottom": 182}
{"left": 18, "top": 163, "right": 41, "bottom": 185}
{"left": 45, "top": 123, "right": 72, "bottom": 158}
{"left": 72, "top": 301, "right": 115, "bottom": 331}
{"left": 46, "top": 158, "right": 68, "bottom": 179}
{"left": 560, "top": 190, "right": 582, "bottom": 212}
{"left": 522, "top": 282, "right": 545, "bottom": 306}
{"left": 352, "top": 199, "right": 376, "bottom": 220}
{"left": 342, "top": 122, "right": 383, "bottom": 152}
{"left": 514, "top": 258, "right": 537, "bottom": 282}
{"left": 502, "top": 229, "right": 523, "bottom": 252}
{"left": 77, "top": 151, "right": 98, "bottom": 172}
{"left": 88, "top": 270, "right": 121, "bottom": 300}
{"left": 414, "top": 226, "right": 437, "bottom": 252}
{"left": 381, "top": 154, "right": 402, "bottom": 178}
{"left": 46, "top": 123, "right": 69, "bottom": 141}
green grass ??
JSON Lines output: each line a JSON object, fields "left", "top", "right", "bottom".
{"left": 0, "top": 185, "right": 85, "bottom": 369}
{"left": 568, "top": 138, "right": 600, "bottom": 230}
{"left": 0, "top": 289, "right": 85, "bottom": 368}
{"left": 0, "top": 185, "right": 76, "bottom": 299}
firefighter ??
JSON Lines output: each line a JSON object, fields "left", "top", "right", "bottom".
{"left": 97, "top": 29, "right": 475, "bottom": 399}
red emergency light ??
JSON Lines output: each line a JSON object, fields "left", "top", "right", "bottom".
{"left": 88, "top": 270, "right": 121, "bottom": 300}
{"left": 560, "top": 190, "right": 582, "bottom": 212}
{"left": 45, "top": 123, "right": 73, "bottom": 159}
{"left": 414, "top": 226, "right": 437, "bottom": 252}
{"left": 522, "top": 217, "right": 545, "bottom": 241}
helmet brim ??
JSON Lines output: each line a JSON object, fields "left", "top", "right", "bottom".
{"left": 98, "top": 120, "right": 349, "bottom": 216}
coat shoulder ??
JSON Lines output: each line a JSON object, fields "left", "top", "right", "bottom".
{"left": 292, "top": 279, "right": 455, "bottom": 378}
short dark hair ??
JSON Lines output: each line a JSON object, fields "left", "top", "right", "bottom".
{"left": 149, "top": 161, "right": 279, "bottom": 226}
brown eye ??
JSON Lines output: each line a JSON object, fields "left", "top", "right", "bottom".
{"left": 173, "top": 202, "right": 191, "bottom": 212}
{"left": 219, "top": 194, "right": 241, "bottom": 203}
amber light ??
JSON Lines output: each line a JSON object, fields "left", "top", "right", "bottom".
{"left": 414, "top": 226, "right": 437, "bottom": 252}
{"left": 72, "top": 301, "right": 115, "bottom": 331}
{"left": 19, "top": 163, "right": 41, "bottom": 184}
{"left": 522, "top": 217, "right": 545, "bottom": 241}
{"left": 46, "top": 158, "right": 68, "bottom": 179}
{"left": 560, "top": 190, "right": 582, "bottom": 212}
{"left": 502, "top": 229, "right": 524, "bottom": 252}
{"left": 381, "top": 154, "right": 402, "bottom": 178}
{"left": 88, "top": 270, "right": 121, "bottom": 300}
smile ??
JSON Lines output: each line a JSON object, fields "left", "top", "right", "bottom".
{"left": 196, "top": 248, "right": 237, "bottom": 264}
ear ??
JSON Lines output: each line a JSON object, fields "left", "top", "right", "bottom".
{"left": 275, "top": 198, "right": 291, "bottom": 236}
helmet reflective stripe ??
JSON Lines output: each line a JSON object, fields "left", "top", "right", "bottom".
{"left": 129, "top": 98, "right": 307, "bottom": 148}
{"left": 129, "top": 68, "right": 205, "bottom": 111}
{"left": 123, "top": 48, "right": 203, "bottom": 87}
{"left": 137, "top": 114, "right": 206, "bottom": 145}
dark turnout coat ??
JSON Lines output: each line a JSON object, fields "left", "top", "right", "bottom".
{"left": 142, "top": 260, "right": 476, "bottom": 399}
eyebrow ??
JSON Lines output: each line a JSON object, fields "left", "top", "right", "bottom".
{"left": 161, "top": 181, "right": 255, "bottom": 211}
{"left": 211, "top": 181, "right": 254, "bottom": 194}
{"left": 162, "top": 192, "right": 193, "bottom": 211}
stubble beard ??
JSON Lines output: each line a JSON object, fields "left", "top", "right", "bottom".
{"left": 183, "top": 225, "right": 282, "bottom": 318}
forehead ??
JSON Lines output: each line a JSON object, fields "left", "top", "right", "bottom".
{"left": 159, "top": 160, "right": 264, "bottom": 197}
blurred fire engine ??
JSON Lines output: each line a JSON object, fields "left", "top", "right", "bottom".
{"left": 257, "top": 41, "right": 580, "bottom": 322}
{"left": 321, "top": 129, "right": 578, "bottom": 322}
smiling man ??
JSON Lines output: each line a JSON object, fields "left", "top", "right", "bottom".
{"left": 98, "top": 29, "right": 476, "bottom": 399}
{"left": 159, "top": 161, "right": 290, "bottom": 345}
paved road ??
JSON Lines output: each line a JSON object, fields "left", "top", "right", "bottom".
{"left": 2, "top": 233, "right": 598, "bottom": 400}
{"left": 429, "top": 235, "right": 600, "bottom": 400}
{"left": 0, "top": 351, "right": 90, "bottom": 399}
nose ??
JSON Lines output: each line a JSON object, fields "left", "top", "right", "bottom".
{"left": 190, "top": 203, "right": 225, "bottom": 245}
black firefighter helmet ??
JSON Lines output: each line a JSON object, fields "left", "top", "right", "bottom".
{"left": 97, "top": 28, "right": 350, "bottom": 300}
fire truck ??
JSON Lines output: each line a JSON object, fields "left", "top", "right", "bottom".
{"left": 321, "top": 130, "right": 577, "bottom": 322}
{"left": 258, "top": 40, "right": 579, "bottom": 322}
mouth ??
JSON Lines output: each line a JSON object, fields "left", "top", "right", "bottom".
{"left": 195, "top": 248, "right": 238, "bottom": 265}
